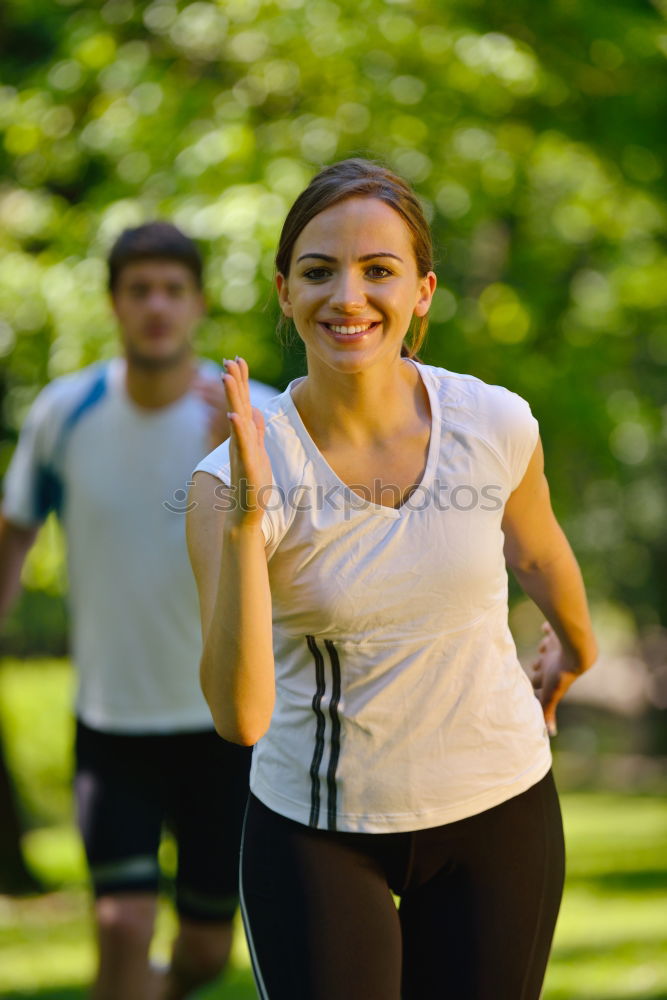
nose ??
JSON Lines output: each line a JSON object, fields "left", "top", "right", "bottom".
{"left": 328, "top": 269, "right": 367, "bottom": 313}
{"left": 146, "top": 290, "right": 170, "bottom": 313}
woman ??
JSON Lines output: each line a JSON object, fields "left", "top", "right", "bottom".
{"left": 187, "top": 159, "right": 597, "bottom": 999}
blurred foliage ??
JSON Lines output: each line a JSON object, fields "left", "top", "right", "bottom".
{"left": 1, "top": 0, "right": 667, "bottom": 641}
{"left": 0, "top": 660, "right": 74, "bottom": 826}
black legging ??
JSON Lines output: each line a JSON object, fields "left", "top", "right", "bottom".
{"left": 240, "top": 770, "right": 564, "bottom": 1000}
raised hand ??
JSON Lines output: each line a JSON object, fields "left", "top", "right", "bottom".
{"left": 222, "top": 357, "right": 273, "bottom": 528}
{"left": 529, "top": 621, "right": 582, "bottom": 737}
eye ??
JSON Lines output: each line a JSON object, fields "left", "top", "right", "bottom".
{"left": 302, "top": 267, "right": 331, "bottom": 280}
{"left": 366, "top": 265, "right": 393, "bottom": 279}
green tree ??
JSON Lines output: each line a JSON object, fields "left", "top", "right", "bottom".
{"left": 2, "top": 0, "right": 666, "bottom": 630}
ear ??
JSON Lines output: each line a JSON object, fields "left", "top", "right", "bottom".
{"left": 276, "top": 273, "right": 293, "bottom": 318}
{"left": 414, "top": 271, "right": 437, "bottom": 317}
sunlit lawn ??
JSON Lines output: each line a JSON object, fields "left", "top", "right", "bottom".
{"left": 1, "top": 660, "right": 665, "bottom": 999}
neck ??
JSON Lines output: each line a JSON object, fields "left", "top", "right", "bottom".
{"left": 124, "top": 353, "right": 196, "bottom": 409}
{"left": 294, "top": 355, "right": 422, "bottom": 448}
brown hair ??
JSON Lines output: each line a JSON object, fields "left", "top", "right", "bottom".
{"left": 275, "top": 158, "right": 434, "bottom": 357}
{"left": 108, "top": 221, "right": 203, "bottom": 292}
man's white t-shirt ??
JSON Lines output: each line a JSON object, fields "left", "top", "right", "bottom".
{"left": 2, "top": 358, "right": 277, "bottom": 733}
{"left": 195, "top": 362, "right": 552, "bottom": 833}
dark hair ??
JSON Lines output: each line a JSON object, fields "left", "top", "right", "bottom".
{"left": 108, "top": 222, "right": 203, "bottom": 291}
{"left": 275, "top": 158, "right": 434, "bottom": 356}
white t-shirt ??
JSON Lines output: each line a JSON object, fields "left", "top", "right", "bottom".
{"left": 195, "top": 362, "right": 552, "bottom": 833}
{"left": 2, "top": 358, "right": 277, "bottom": 733}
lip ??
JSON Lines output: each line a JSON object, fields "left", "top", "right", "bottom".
{"left": 318, "top": 320, "right": 380, "bottom": 343}
{"left": 143, "top": 325, "right": 172, "bottom": 338}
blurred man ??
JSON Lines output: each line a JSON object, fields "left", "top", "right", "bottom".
{"left": 0, "top": 223, "right": 277, "bottom": 1000}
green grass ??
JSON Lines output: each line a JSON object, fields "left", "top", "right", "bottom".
{"left": 1, "top": 659, "right": 666, "bottom": 999}
{"left": 544, "top": 794, "right": 667, "bottom": 1000}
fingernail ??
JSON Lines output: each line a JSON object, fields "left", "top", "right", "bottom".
{"left": 235, "top": 354, "right": 240, "bottom": 362}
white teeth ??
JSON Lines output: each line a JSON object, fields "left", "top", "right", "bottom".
{"left": 329, "top": 324, "right": 372, "bottom": 334}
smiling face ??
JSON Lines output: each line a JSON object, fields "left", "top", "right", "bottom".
{"left": 276, "top": 197, "right": 436, "bottom": 375}
{"left": 112, "top": 259, "right": 204, "bottom": 370}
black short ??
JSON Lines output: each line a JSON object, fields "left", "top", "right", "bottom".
{"left": 74, "top": 720, "right": 251, "bottom": 923}
{"left": 241, "top": 770, "right": 565, "bottom": 999}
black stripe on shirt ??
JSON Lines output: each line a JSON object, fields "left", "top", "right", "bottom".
{"left": 324, "top": 639, "right": 342, "bottom": 832}
{"left": 306, "top": 635, "right": 327, "bottom": 828}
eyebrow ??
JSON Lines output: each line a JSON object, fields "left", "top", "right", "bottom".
{"left": 295, "top": 251, "right": 404, "bottom": 263}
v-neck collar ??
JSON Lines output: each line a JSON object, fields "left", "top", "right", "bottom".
{"left": 283, "top": 361, "right": 442, "bottom": 520}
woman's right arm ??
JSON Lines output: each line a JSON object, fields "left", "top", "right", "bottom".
{"left": 186, "top": 358, "right": 275, "bottom": 745}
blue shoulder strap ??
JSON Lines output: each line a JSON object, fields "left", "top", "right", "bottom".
{"left": 34, "top": 364, "right": 109, "bottom": 520}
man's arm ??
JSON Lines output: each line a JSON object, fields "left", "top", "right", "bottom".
{"left": 0, "top": 517, "right": 44, "bottom": 894}
{"left": 0, "top": 515, "right": 39, "bottom": 623}
{"left": 502, "top": 437, "right": 598, "bottom": 734}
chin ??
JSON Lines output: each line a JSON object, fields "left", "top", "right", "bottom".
{"left": 126, "top": 343, "right": 190, "bottom": 370}
{"left": 325, "top": 342, "right": 395, "bottom": 372}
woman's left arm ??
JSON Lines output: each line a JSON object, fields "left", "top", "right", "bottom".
{"left": 502, "top": 436, "right": 598, "bottom": 735}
